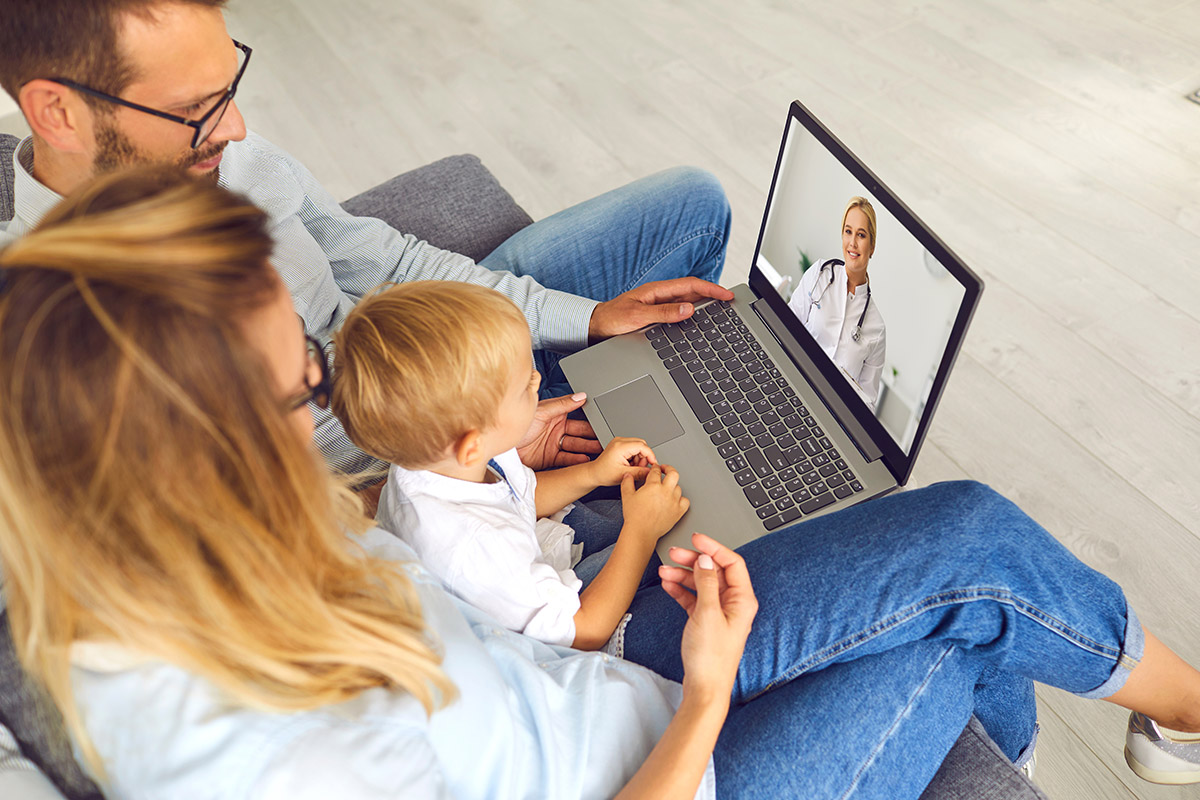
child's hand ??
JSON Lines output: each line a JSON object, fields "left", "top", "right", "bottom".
{"left": 589, "top": 437, "right": 657, "bottom": 486}
{"left": 619, "top": 465, "right": 689, "bottom": 544}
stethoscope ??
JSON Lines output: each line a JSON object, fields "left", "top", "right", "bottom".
{"left": 807, "top": 258, "right": 872, "bottom": 342}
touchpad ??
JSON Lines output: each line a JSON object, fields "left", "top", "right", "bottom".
{"left": 593, "top": 375, "right": 685, "bottom": 447}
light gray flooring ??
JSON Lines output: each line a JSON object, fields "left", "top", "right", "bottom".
{"left": 51, "top": 0, "right": 1200, "bottom": 796}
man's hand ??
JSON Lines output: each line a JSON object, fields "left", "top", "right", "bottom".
{"left": 516, "top": 393, "right": 603, "bottom": 470}
{"left": 588, "top": 278, "right": 735, "bottom": 344}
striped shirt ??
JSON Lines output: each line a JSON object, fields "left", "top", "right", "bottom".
{"left": 1, "top": 134, "right": 599, "bottom": 475}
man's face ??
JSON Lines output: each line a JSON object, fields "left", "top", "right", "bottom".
{"left": 90, "top": 3, "right": 247, "bottom": 180}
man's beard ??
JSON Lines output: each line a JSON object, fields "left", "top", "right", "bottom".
{"left": 94, "top": 122, "right": 227, "bottom": 184}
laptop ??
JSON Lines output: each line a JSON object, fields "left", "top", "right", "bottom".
{"left": 560, "top": 100, "right": 983, "bottom": 562}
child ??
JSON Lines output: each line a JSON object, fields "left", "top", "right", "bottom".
{"left": 332, "top": 281, "right": 689, "bottom": 651}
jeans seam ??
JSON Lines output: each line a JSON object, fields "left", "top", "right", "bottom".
{"left": 743, "top": 588, "right": 1123, "bottom": 703}
{"left": 839, "top": 644, "right": 957, "bottom": 800}
{"left": 621, "top": 226, "right": 726, "bottom": 294}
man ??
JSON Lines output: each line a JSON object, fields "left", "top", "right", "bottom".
{"left": 0, "top": 0, "right": 734, "bottom": 476}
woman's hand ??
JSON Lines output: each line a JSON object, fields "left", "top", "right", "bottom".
{"left": 515, "top": 393, "right": 603, "bottom": 470}
{"left": 659, "top": 532, "right": 758, "bottom": 701}
{"left": 589, "top": 436, "right": 656, "bottom": 486}
{"left": 614, "top": 533, "right": 755, "bottom": 800}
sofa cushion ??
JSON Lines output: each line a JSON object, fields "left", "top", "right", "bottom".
{"left": 340, "top": 154, "right": 533, "bottom": 262}
{"left": 0, "top": 614, "right": 102, "bottom": 800}
{"left": 1, "top": 133, "right": 17, "bottom": 224}
{"left": 919, "top": 717, "right": 1048, "bottom": 800}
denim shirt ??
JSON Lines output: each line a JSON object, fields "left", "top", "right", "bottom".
{"left": 69, "top": 528, "right": 715, "bottom": 800}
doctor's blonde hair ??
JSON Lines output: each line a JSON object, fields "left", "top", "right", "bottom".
{"left": 842, "top": 196, "right": 877, "bottom": 251}
{"left": 0, "top": 167, "right": 455, "bottom": 773}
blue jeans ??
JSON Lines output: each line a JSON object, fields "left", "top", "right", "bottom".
{"left": 479, "top": 166, "right": 731, "bottom": 397}
{"left": 616, "top": 481, "right": 1142, "bottom": 799}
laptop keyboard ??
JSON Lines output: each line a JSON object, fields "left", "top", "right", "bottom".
{"left": 645, "top": 300, "right": 863, "bottom": 531}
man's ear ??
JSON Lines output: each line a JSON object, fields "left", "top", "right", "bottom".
{"left": 18, "top": 80, "right": 91, "bottom": 154}
{"left": 452, "top": 430, "right": 484, "bottom": 468}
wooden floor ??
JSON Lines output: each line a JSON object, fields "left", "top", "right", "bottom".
{"left": 7, "top": 0, "right": 1199, "bottom": 796}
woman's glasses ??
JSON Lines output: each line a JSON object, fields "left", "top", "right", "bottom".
{"left": 287, "top": 336, "right": 332, "bottom": 412}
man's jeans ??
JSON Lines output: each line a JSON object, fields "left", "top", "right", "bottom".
{"left": 479, "top": 165, "right": 731, "bottom": 397}
{"left": 616, "top": 481, "right": 1140, "bottom": 799}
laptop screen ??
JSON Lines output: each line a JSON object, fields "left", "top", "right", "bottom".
{"left": 749, "top": 101, "right": 982, "bottom": 483}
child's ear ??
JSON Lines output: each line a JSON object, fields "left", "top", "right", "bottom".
{"left": 452, "top": 430, "right": 484, "bottom": 468}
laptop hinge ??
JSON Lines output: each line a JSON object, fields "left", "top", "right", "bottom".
{"left": 751, "top": 297, "right": 883, "bottom": 463}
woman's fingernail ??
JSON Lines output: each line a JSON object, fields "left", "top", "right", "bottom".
{"left": 697, "top": 554, "right": 714, "bottom": 570}
{"left": 572, "top": 392, "right": 586, "bottom": 400}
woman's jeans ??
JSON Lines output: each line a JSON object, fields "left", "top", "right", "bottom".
{"left": 478, "top": 165, "right": 731, "bottom": 398}
{"left": 604, "top": 481, "right": 1141, "bottom": 799}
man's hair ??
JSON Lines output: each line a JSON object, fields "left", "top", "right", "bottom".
{"left": 333, "top": 281, "right": 531, "bottom": 468}
{"left": 0, "top": 0, "right": 227, "bottom": 106}
{"left": 0, "top": 166, "right": 455, "bottom": 776}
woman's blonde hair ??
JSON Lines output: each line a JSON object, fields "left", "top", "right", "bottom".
{"left": 842, "top": 196, "right": 878, "bottom": 253}
{"left": 0, "top": 167, "right": 454, "bottom": 772}
{"left": 332, "top": 281, "right": 530, "bottom": 467}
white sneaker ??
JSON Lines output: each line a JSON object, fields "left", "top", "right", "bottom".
{"left": 1125, "top": 712, "right": 1200, "bottom": 785}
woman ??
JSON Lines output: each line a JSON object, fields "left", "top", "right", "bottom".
{"left": 789, "top": 196, "right": 887, "bottom": 407}
{"left": 0, "top": 169, "right": 1197, "bottom": 798}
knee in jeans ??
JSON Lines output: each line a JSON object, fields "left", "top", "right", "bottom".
{"left": 660, "top": 166, "right": 730, "bottom": 227}
{"left": 927, "top": 481, "right": 1038, "bottom": 553}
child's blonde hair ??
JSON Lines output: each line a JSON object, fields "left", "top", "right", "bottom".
{"left": 333, "top": 281, "right": 531, "bottom": 467}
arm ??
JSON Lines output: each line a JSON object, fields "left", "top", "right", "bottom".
{"left": 857, "top": 331, "right": 886, "bottom": 406}
{"left": 240, "top": 133, "right": 597, "bottom": 352}
{"left": 787, "top": 261, "right": 822, "bottom": 326}
{"left": 533, "top": 437, "right": 656, "bottom": 517}
{"left": 616, "top": 533, "right": 758, "bottom": 800}
{"left": 571, "top": 466, "right": 688, "bottom": 650}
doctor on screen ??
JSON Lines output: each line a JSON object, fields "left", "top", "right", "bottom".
{"left": 788, "top": 196, "right": 887, "bottom": 407}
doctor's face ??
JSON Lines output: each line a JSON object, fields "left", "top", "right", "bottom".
{"left": 842, "top": 207, "right": 874, "bottom": 272}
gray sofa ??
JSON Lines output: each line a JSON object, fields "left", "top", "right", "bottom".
{"left": 0, "top": 132, "right": 1046, "bottom": 799}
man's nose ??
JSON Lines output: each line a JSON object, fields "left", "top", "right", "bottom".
{"left": 212, "top": 99, "right": 247, "bottom": 144}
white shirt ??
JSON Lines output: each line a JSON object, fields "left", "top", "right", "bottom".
{"left": 68, "top": 529, "right": 715, "bottom": 800}
{"left": 788, "top": 258, "right": 887, "bottom": 406}
{"left": 377, "top": 448, "right": 584, "bottom": 647}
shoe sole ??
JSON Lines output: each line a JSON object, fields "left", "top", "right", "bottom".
{"left": 1125, "top": 746, "right": 1200, "bottom": 785}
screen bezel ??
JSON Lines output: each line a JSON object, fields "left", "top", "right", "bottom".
{"left": 748, "top": 100, "right": 983, "bottom": 485}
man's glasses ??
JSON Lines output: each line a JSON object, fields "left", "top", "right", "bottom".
{"left": 287, "top": 336, "right": 332, "bottom": 412}
{"left": 49, "top": 40, "right": 252, "bottom": 150}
